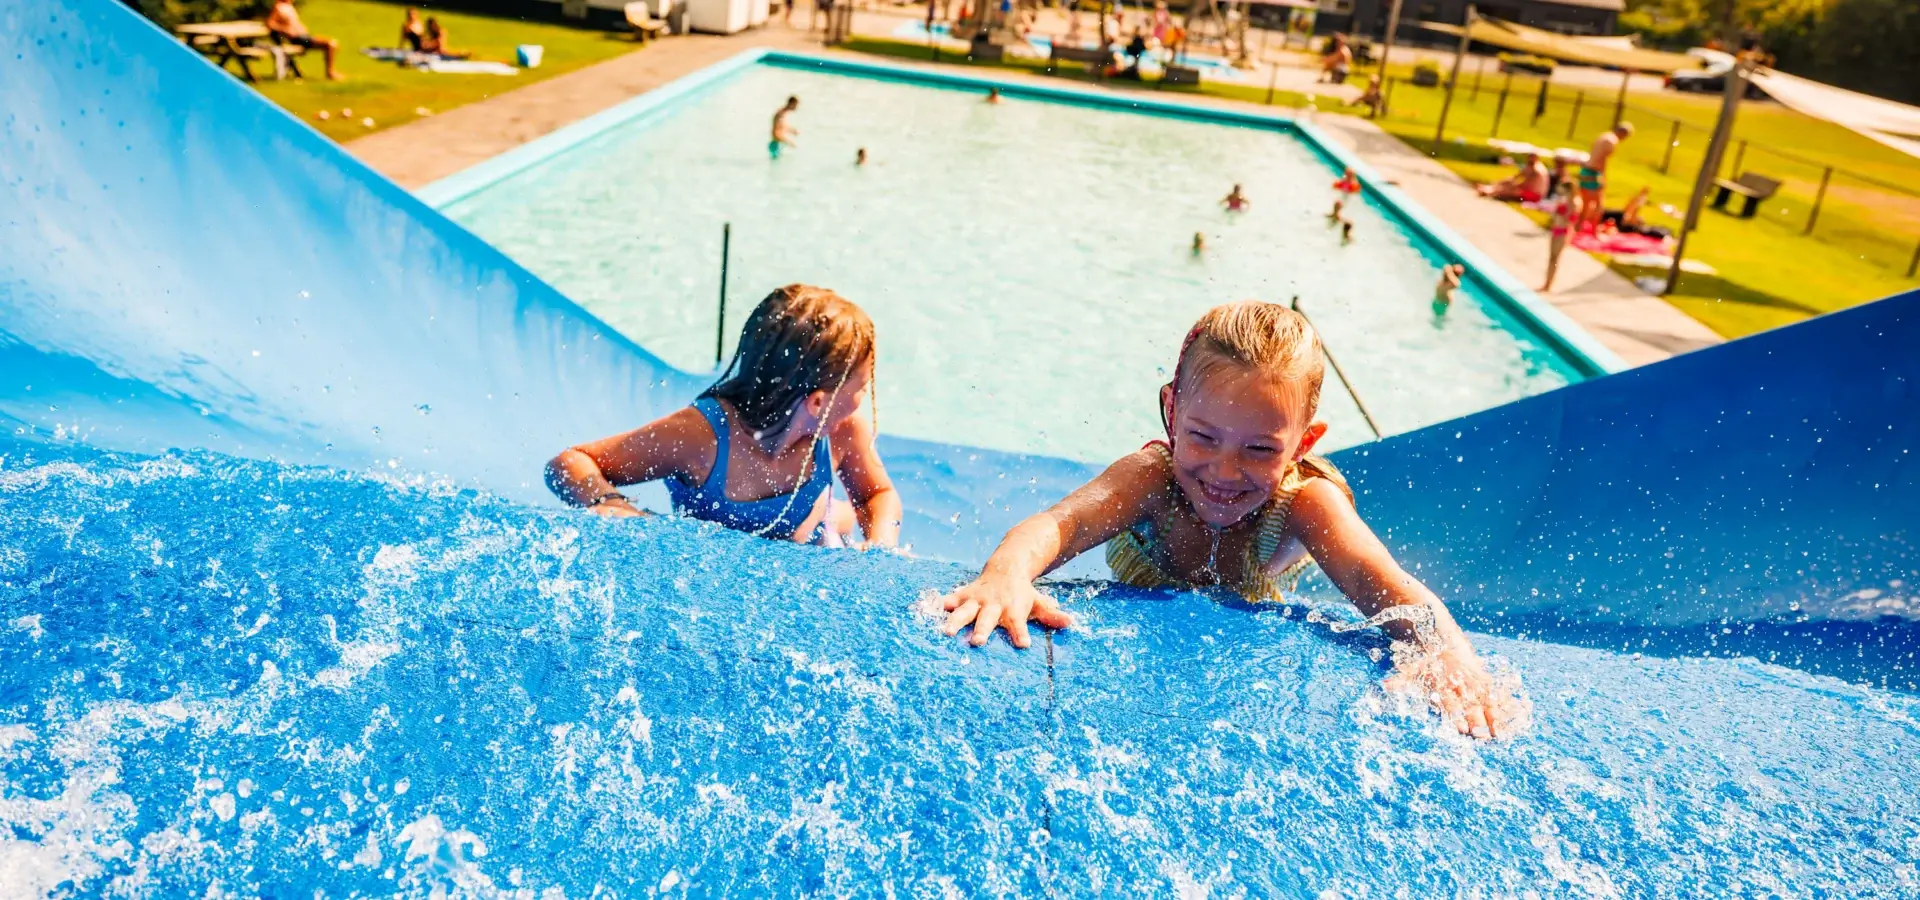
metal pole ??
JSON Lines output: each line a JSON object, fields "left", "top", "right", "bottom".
{"left": 715, "top": 222, "right": 731, "bottom": 367}
{"left": 1531, "top": 77, "right": 1549, "bottom": 126}
{"left": 1909, "top": 237, "right": 1920, "bottom": 278}
{"left": 1804, "top": 165, "right": 1833, "bottom": 235}
{"left": 1265, "top": 61, "right": 1278, "bottom": 104}
{"left": 1491, "top": 69, "right": 1511, "bottom": 137}
{"left": 1660, "top": 117, "right": 1680, "bottom": 173}
{"left": 1566, "top": 89, "right": 1584, "bottom": 140}
{"left": 1371, "top": 0, "right": 1404, "bottom": 118}
{"left": 1383, "top": 75, "right": 1396, "bottom": 114}
{"left": 1291, "top": 297, "right": 1382, "bottom": 439}
{"left": 1728, "top": 138, "right": 1747, "bottom": 178}
{"left": 1472, "top": 53, "right": 1485, "bottom": 100}
{"left": 1665, "top": 58, "right": 1751, "bottom": 296}
{"left": 1612, "top": 67, "right": 1630, "bottom": 126}
{"left": 1431, "top": 4, "right": 1474, "bottom": 155}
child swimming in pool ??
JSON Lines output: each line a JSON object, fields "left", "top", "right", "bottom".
{"left": 939, "top": 301, "right": 1508, "bottom": 738}
{"left": 545, "top": 284, "right": 901, "bottom": 548}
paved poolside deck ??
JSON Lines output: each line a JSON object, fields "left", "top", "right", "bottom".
{"left": 347, "top": 12, "right": 1720, "bottom": 368}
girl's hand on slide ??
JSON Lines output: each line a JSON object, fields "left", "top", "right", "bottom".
{"left": 939, "top": 578, "right": 1073, "bottom": 649}
{"left": 1389, "top": 640, "right": 1501, "bottom": 740}
{"left": 589, "top": 498, "right": 646, "bottom": 519}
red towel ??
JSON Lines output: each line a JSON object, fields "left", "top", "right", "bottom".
{"left": 1572, "top": 231, "right": 1669, "bottom": 256}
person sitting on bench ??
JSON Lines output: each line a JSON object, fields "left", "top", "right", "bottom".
{"left": 266, "top": 0, "right": 342, "bottom": 80}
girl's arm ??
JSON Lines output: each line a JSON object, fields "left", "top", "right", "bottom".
{"left": 1288, "top": 479, "right": 1501, "bottom": 738}
{"left": 544, "top": 407, "right": 710, "bottom": 518}
{"left": 941, "top": 447, "right": 1168, "bottom": 648}
{"left": 829, "top": 411, "right": 902, "bottom": 548}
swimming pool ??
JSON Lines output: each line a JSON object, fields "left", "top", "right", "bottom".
{"left": 439, "top": 55, "right": 1595, "bottom": 462}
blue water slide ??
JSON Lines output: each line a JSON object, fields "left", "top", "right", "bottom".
{"left": 5, "top": 0, "right": 1920, "bottom": 894}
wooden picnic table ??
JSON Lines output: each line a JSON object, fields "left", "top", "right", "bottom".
{"left": 175, "top": 21, "right": 303, "bottom": 82}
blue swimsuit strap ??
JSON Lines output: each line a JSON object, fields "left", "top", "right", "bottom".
{"left": 685, "top": 397, "right": 833, "bottom": 538}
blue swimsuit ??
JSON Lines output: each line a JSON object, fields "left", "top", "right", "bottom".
{"left": 666, "top": 397, "right": 834, "bottom": 542}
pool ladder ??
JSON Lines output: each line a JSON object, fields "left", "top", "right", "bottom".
{"left": 1289, "top": 296, "right": 1383, "bottom": 441}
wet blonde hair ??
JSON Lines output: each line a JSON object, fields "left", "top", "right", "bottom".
{"left": 1170, "top": 300, "right": 1353, "bottom": 502}
{"left": 705, "top": 284, "right": 874, "bottom": 440}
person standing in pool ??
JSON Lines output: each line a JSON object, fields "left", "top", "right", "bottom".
{"left": 545, "top": 285, "right": 902, "bottom": 548}
{"left": 1222, "top": 184, "right": 1250, "bottom": 212}
{"left": 770, "top": 96, "right": 800, "bottom": 159}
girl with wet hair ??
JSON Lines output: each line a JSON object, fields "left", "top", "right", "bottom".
{"left": 546, "top": 284, "right": 900, "bottom": 548}
{"left": 939, "top": 301, "right": 1517, "bottom": 739}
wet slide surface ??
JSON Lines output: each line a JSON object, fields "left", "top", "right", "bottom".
{"left": 4, "top": 0, "right": 1920, "bottom": 895}
{"left": 4, "top": 439, "right": 1917, "bottom": 896}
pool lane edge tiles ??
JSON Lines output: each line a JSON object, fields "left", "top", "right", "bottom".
{"left": 416, "top": 48, "right": 1625, "bottom": 381}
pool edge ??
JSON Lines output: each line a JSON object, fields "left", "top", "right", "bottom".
{"left": 417, "top": 47, "right": 1626, "bottom": 378}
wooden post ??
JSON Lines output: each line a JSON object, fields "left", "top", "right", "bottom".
{"left": 1372, "top": 0, "right": 1404, "bottom": 118}
{"left": 715, "top": 222, "right": 731, "bottom": 367}
{"left": 1566, "top": 89, "right": 1585, "bottom": 139}
{"left": 1612, "top": 67, "right": 1631, "bottom": 126}
{"left": 1660, "top": 117, "right": 1680, "bottom": 173}
{"left": 1431, "top": 4, "right": 1475, "bottom": 155}
{"left": 1804, "top": 166, "right": 1833, "bottom": 235}
{"left": 1665, "top": 59, "right": 1750, "bottom": 296}
{"left": 1491, "top": 69, "right": 1512, "bottom": 137}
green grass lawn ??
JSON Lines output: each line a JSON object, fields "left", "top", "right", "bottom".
{"left": 1365, "top": 62, "right": 1920, "bottom": 337}
{"left": 841, "top": 36, "right": 1920, "bottom": 339}
{"left": 246, "top": 0, "right": 641, "bottom": 141}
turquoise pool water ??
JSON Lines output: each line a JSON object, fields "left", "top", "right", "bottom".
{"left": 444, "top": 64, "right": 1581, "bottom": 462}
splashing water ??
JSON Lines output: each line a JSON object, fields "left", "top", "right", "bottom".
{"left": 2, "top": 440, "right": 1918, "bottom": 897}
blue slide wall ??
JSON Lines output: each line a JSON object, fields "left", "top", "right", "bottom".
{"left": 6, "top": 0, "right": 1916, "bottom": 679}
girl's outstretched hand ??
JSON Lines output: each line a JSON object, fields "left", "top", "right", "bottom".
{"left": 940, "top": 577, "right": 1073, "bottom": 649}
{"left": 1387, "top": 637, "right": 1504, "bottom": 740}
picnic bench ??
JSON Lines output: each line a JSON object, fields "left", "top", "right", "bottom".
{"left": 1711, "top": 172, "right": 1781, "bottom": 219}
{"left": 175, "top": 21, "right": 306, "bottom": 82}
{"left": 623, "top": 2, "right": 667, "bottom": 42}
{"left": 1048, "top": 42, "right": 1108, "bottom": 72}
{"left": 1161, "top": 64, "right": 1201, "bottom": 85}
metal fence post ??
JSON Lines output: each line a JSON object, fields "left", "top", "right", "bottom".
{"left": 1566, "top": 89, "right": 1585, "bottom": 139}
{"left": 1471, "top": 54, "right": 1485, "bottom": 100}
{"left": 1660, "top": 118, "right": 1680, "bottom": 174}
{"left": 1383, "top": 75, "right": 1396, "bottom": 114}
{"left": 1728, "top": 138, "right": 1748, "bottom": 178}
{"left": 1531, "top": 78, "right": 1549, "bottom": 126}
{"left": 715, "top": 222, "right": 731, "bottom": 367}
{"left": 1804, "top": 166, "right": 1833, "bottom": 235}
{"left": 1910, "top": 237, "right": 1920, "bottom": 278}
{"left": 1491, "top": 70, "right": 1512, "bottom": 137}
{"left": 1265, "top": 63, "right": 1278, "bottom": 104}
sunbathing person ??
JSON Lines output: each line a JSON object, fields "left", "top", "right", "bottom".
{"left": 265, "top": 0, "right": 343, "bottom": 80}
{"left": 1476, "top": 153, "right": 1549, "bottom": 203}
{"left": 420, "top": 18, "right": 472, "bottom": 60}
{"left": 1601, "top": 187, "right": 1672, "bottom": 239}
{"left": 399, "top": 7, "right": 424, "bottom": 51}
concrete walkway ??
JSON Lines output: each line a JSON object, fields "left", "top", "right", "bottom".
{"left": 346, "top": 13, "right": 1720, "bottom": 367}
